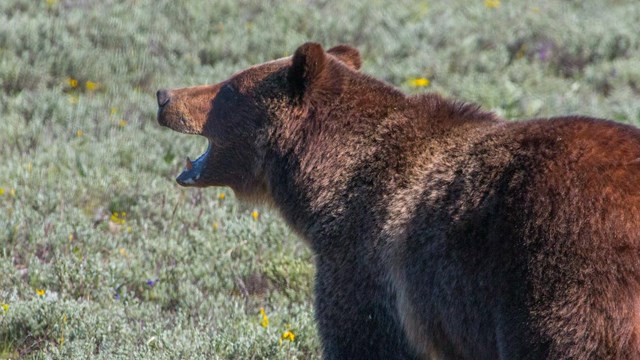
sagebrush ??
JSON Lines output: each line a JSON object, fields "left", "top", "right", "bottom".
{"left": 1, "top": 0, "right": 639, "bottom": 358}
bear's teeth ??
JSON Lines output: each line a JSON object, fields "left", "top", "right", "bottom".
{"left": 185, "top": 157, "right": 193, "bottom": 170}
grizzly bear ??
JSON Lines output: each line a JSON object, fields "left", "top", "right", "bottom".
{"left": 156, "top": 43, "right": 640, "bottom": 359}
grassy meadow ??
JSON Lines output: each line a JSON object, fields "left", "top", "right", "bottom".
{"left": 1, "top": 0, "right": 639, "bottom": 358}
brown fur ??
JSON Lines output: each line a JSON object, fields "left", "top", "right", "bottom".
{"left": 156, "top": 43, "right": 640, "bottom": 359}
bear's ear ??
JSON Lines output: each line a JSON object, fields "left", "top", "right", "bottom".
{"left": 288, "top": 42, "right": 329, "bottom": 99}
{"left": 327, "top": 45, "right": 361, "bottom": 71}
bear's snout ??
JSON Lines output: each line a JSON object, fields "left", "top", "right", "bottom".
{"left": 156, "top": 89, "right": 171, "bottom": 108}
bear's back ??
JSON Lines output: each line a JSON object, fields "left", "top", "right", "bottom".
{"left": 385, "top": 115, "right": 640, "bottom": 358}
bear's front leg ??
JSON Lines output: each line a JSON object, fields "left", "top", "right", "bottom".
{"left": 313, "top": 255, "right": 419, "bottom": 360}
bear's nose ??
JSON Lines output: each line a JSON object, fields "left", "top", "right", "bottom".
{"left": 156, "top": 89, "right": 171, "bottom": 108}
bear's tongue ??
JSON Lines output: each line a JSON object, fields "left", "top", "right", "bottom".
{"left": 176, "top": 141, "right": 211, "bottom": 186}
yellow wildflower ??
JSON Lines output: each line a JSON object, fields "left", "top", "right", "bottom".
{"left": 118, "top": 119, "right": 127, "bottom": 127}
{"left": 9, "top": 188, "right": 15, "bottom": 197}
{"left": 36, "top": 289, "right": 46, "bottom": 297}
{"left": 119, "top": 248, "right": 127, "bottom": 256}
{"left": 281, "top": 330, "right": 296, "bottom": 342}
{"left": 110, "top": 212, "right": 126, "bottom": 225}
{"left": 484, "top": 0, "right": 500, "bottom": 9}
{"left": 110, "top": 107, "right": 118, "bottom": 115}
{"left": 1, "top": 303, "right": 8, "bottom": 312}
{"left": 212, "top": 222, "right": 219, "bottom": 231}
{"left": 408, "top": 77, "right": 430, "bottom": 87}
{"left": 0, "top": 188, "right": 4, "bottom": 196}
{"left": 76, "top": 129, "right": 84, "bottom": 137}
{"left": 67, "top": 78, "right": 78, "bottom": 88}
{"left": 251, "top": 210, "right": 260, "bottom": 221}
{"left": 85, "top": 80, "right": 100, "bottom": 91}
{"left": 218, "top": 192, "right": 225, "bottom": 200}
{"left": 259, "top": 307, "right": 269, "bottom": 328}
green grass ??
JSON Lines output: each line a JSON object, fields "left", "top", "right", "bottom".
{"left": 1, "top": 0, "right": 639, "bottom": 358}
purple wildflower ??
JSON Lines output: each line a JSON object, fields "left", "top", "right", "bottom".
{"left": 537, "top": 42, "right": 553, "bottom": 62}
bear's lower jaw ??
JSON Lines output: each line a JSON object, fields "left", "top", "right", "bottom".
{"left": 176, "top": 140, "right": 211, "bottom": 186}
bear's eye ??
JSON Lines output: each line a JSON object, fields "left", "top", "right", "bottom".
{"left": 220, "top": 83, "right": 236, "bottom": 95}
{"left": 214, "top": 83, "right": 240, "bottom": 109}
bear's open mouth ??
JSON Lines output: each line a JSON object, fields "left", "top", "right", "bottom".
{"left": 176, "top": 140, "right": 211, "bottom": 186}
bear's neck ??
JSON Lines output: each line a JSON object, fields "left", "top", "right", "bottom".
{"left": 263, "top": 107, "right": 387, "bottom": 252}
{"left": 265, "top": 142, "right": 392, "bottom": 254}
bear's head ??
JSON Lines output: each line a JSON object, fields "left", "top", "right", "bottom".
{"left": 156, "top": 43, "right": 361, "bottom": 199}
